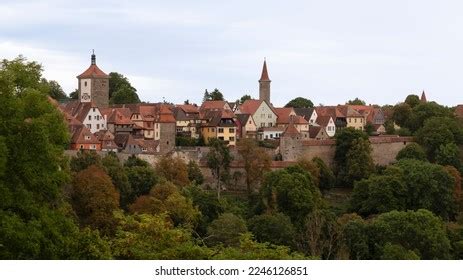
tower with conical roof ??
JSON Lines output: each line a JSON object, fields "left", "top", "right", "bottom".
{"left": 259, "top": 59, "right": 271, "bottom": 104}
{"left": 421, "top": 90, "right": 427, "bottom": 103}
{"left": 77, "top": 51, "right": 110, "bottom": 108}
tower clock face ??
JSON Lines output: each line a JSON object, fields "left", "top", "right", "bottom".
{"left": 82, "top": 92, "right": 91, "bottom": 101}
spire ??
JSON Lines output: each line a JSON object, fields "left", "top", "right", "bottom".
{"left": 421, "top": 90, "right": 427, "bottom": 103}
{"left": 259, "top": 58, "right": 270, "bottom": 81}
{"left": 91, "top": 49, "right": 96, "bottom": 65}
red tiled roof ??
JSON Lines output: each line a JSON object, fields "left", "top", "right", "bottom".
{"left": 200, "top": 100, "right": 228, "bottom": 111}
{"left": 77, "top": 64, "right": 109, "bottom": 79}
{"left": 316, "top": 115, "right": 333, "bottom": 127}
{"left": 421, "top": 91, "right": 427, "bottom": 102}
{"left": 71, "top": 126, "right": 100, "bottom": 144}
{"left": 177, "top": 104, "right": 199, "bottom": 114}
{"left": 239, "top": 99, "right": 263, "bottom": 115}
{"left": 292, "top": 115, "right": 309, "bottom": 125}
{"left": 274, "top": 107, "right": 295, "bottom": 124}
{"left": 282, "top": 123, "right": 301, "bottom": 137}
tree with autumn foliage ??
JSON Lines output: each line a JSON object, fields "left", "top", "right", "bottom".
{"left": 155, "top": 155, "right": 191, "bottom": 187}
{"left": 237, "top": 138, "right": 271, "bottom": 195}
{"left": 70, "top": 165, "right": 120, "bottom": 235}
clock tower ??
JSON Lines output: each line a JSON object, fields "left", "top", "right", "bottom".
{"left": 77, "top": 51, "right": 109, "bottom": 108}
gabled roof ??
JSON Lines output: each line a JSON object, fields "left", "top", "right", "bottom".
{"left": 282, "top": 123, "right": 301, "bottom": 137}
{"left": 309, "top": 126, "right": 324, "bottom": 138}
{"left": 177, "top": 104, "right": 199, "bottom": 114}
{"left": 274, "top": 107, "right": 296, "bottom": 124}
{"left": 61, "top": 100, "right": 100, "bottom": 123}
{"left": 94, "top": 130, "right": 115, "bottom": 141}
{"left": 236, "top": 114, "right": 251, "bottom": 125}
{"left": 316, "top": 115, "right": 333, "bottom": 127}
{"left": 77, "top": 64, "right": 109, "bottom": 79}
{"left": 316, "top": 106, "right": 345, "bottom": 119}
{"left": 101, "top": 108, "right": 133, "bottom": 125}
{"left": 200, "top": 100, "right": 229, "bottom": 111}
{"left": 71, "top": 126, "right": 100, "bottom": 144}
{"left": 239, "top": 99, "right": 277, "bottom": 115}
{"left": 291, "top": 115, "right": 309, "bottom": 125}
{"left": 294, "top": 108, "right": 315, "bottom": 120}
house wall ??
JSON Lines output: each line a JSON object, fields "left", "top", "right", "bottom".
{"left": 79, "top": 78, "right": 92, "bottom": 102}
{"left": 346, "top": 116, "right": 365, "bottom": 130}
{"left": 82, "top": 108, "right": 107, "bottom": 133}
{"left": 217, "top": 126, "right": 237, "bottom": 146}
{"left": 253, "top": 102, "right": 277, "bottom": 128}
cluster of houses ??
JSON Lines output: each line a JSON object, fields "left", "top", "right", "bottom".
{"left": 57, "top": 54, "right": 407, "bottom": 154}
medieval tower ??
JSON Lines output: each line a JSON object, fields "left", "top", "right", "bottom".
{"left": 77, "top": 52, "right": 109, "bottom": 108}
{"left": 259, "top": 59, "right": 271, "bottom": 104}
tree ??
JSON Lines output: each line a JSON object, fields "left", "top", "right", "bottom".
{"left": 237, "top": 138, "right": 271, "bottom": 195}
{"left": 70, "top": 150, "right": 102, "bottom": 172}
{"left": 259, "top": 166, "right": 321, "bottom": 226}
{"left": 239, "top": 94, "right": 252, "bottom": 104}
{"left": 69, "top": 89, "right": 78, "bottom": 99}
{"left": 124, "top": 154, "right": 150, "bottom": 168}
{"left": 345, "top": 138, "right": 375, "bottom": 186}
{"left": 213, "top": 233, "right": 306, "bottom": 260}
{"left": 346, "top": 98, "right": 366, "bottom": 105}
{"left": 392, "top": 103, "right": 412, "bottom": 127}
{"left": 334, "top": 127, "right": 368, "bottom": 171}
{"left": 404, "top": 94, "right": 420, "bottom": 108}
{"left": 125, "top": 165, "right": 158, "bottom": 204}
{"left": 0, "top": 56, "right": 110, "bottom": 259}
{"left": 187, "top": 160, "right": 204, "bottom": 185}
{"left": 111, "top": 212, "right": 211, "bottom": 259}
{"left": 369, "top": 210, "right": 451, "bottom": 259}
{"left": 443, "top": 166, "right": 462, "bottom": 209}
{"left": 380, "top": 243, "right": 420, "bottom": 260}
{"left": 155, "top": 155, "right": 190, "bottom": 187}
{"left": 206, "top": 213, "right": 248, "bottom": 247}
{"left": 102, "top": 153, "right": 132, "bottom": 210}
{"left": 406, "top": 102, "right": 452, "bottom": 132}
{"left": 295, "top": 158, "right": 320, "bottom": 187}
{"left": 285, "top": 97, "right": 314, "bottom": 108}
{"left": 203, "top": 88, "right": 224, "bottom": 101}
{"left": 44, "top": 79, "right": 67, "bottom": 100}
{"left": 129, "top": 180, "right": 200, "bottom": 228}
{"left": 248, "top": 213, "right": 296, "bottom": 247}
{"left": 396, "top": 143, "right": 427, "bottom": 161}
{"left": 70, "top": 165, "right": 120, "bottom": 235}
{"left": 416, "top": 116, "right": 463, "bottom": 160}
{"left": 436, "top": 143, "right": 462, "bottom": 169}
{"left": 207, "top": 138, "right": 233, "bottom": 199}
{"left": 108, "top": 72, "right": 140, "bottom": 104}
{"left": 312, "top": 157, "right": 335, "bottom": 190}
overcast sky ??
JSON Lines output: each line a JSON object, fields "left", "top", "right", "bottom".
{"left": 1, "top": 0, "right": 462, "bottom": 106}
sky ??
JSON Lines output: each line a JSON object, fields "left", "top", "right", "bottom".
{"left": 1, "top": 0, "right": 462, "bottom": 107}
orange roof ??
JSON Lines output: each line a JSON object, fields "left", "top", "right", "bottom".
{"left": 239, "top": 99, "right": 263, "bottom": 115}
{"left": 316, "top": 115, "right": 333, "bottom": 127}
{"left": 421, "top": 90, "right": 427, "bottom": 102}
{"left": 77, "top": 64, "right": 109, "bottom": 79}
{"left": 292, "top": 115, "right": 309, "bottom": 125}
{"left": 259, "top": 60, "right": 270, "bottom": 81}
{"left": 177, "top": 104, "right": 199, "bottom": 114}
{"left": 71, "top": 126, "right": 100, "bottom": 144}
{"left": 282, "top": 123, "right": 301, "bottom": 137}
{"left": 200, "top": 100, "right": 228, "bottom": 111}
{"left": 274, "top": 107, "right": 295, "bottom": 124}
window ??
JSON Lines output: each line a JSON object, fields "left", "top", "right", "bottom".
{"left": 229, "top": 128, "right": 234, "bottom": 133}
{"left": 260, "top": 123, "right": 264, "bottom": 128}
{"left": 102, "top": 124, "right": 105, "bottom": 128}
{"left": 268, "top": 122, "right": 272, "bottom": 127}
{"left": 360, "top": 118, "right": 363, "bottom": 123}
{"left": 268, "top": 114, "right": 272, "bottom": 118}
{"left": 96, "top": 115, "right": 99, "bottom": 120}
{"left": 218, "top": 136, "right": 224, "bottom": 140}
{"left": 96, "top": 124, "right": 100, "bottom": 129}
{"left": 212, "top": 128, "right": 215, "bottom": 132}
{"left": 349, "top": 118, "right": 351, "bottom": 123}
{"left": 249, "top": 120, "right": 252, "bottom": 124}
{"left": 91, "top": 145, "right": 96, "bottom": 150}
{"left": 88, "top": 115, "right": 92, "bottom": 120}
{"left": 85, "top": 136, "right": 90, "bottom": 140}
{"left": 229, "top": 137, "right": 235, "bottom": 141}
{"left": 85, "top": 81, "right": 87, "bottom": 87}
{"left": 218, "top": 128, "right": 224, "bottom": 133}
{"left": 270, "top": 134, "right": 273, "bottom": 138}
{"left": 92, "top": 108, "right": 95, "bottom": 112}
{"left": 87, "top": 124, "right": 91, "bottom": 129}
{"left": 265, "top": 135, "right": 268, "bottom": 139}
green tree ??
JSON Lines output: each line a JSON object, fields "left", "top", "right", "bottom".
{"left": 404, "top": 94, "right": 420, "bottom": 108}
{"left": 436, "top": 143, "right": 462, "bottom": 169}
{"left": 380, "top": 243, "right": 420, "bottom": 260}
{"left": 207, "top": 213, "right": 248, "bottom": 247}
{"left": 203, "top": 88, "right": 224, "bottom": 101}
{"left": 213, "top": 233, "right": 307, "bottom": 260}
{"left": 239, "top": 94, "right": 252, "bottom": 104}
{"left": 396, "top": 143, "right": 427, "bottom": 161}
{"left": 102, "top": 153, "right": 132, "bottom": 210}
{"left": 187, "top": 160, "right": 204, "bottom": 185}
{"left": 392, "top": 103, "right": 412, "bottom": 127}
{"left": 43, "top": 79, "right": 67, "bottom": 100}
{"left": 70, "top": 150, "right": 102, "bottom": 172}
{"left": 285, "top": 97, "right": 314, "bottom": 108}
{"left": 125, "top": 165, "right": 158, "bottom": 204}
{"left": 312, "top": 157, "right": 335, "bottom": 190}
{"left": 416, "top": 116, "right": 463, "bottom": 160}
{"left": 406, "top": 102, "right": 452, "bottom": 132}
{"left": 111, "top": 212, "right": 211, "bottom": 259}
{"left": 248, "top": 213, "right": 296, "bottom": 247}
{"left": 345, "top": 138, "right": 375, "bottom": 186}
{"left": 129, "top": 180, "right": 200, "bottom": 228}
{"left": 237, "top": 138, "right": 271, "bottom": 195}
{"left": 69, "top": 89, "right": 78, "bottom": 99}
{"left": 346, "top": 98, "right": 366, "bottom": 105}
{"left": 258, "top": 166, "right": 321, "bottom": 226}
{"left": 207, "top": 138, "right": 233, "bottom": 199}
{"left": 108, "top": 72, "right": 140, "bottom": 104}
{"left": 334, "top": 128, "right": 368, "bottom": 183}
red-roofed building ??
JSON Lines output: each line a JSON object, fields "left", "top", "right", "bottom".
{"left": 70, "top": 126, "right": 101, "bottom": 151}
{"left": 77, "top": 52, "right": 109, "bottom": 108}
{"left": 237, "top": 99, "right": 277, "bottom": 129}
{"left": 60, "top": 100, "right": 107, "bottom": 133}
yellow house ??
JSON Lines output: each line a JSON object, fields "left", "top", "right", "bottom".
{"left": 342, "top": 106, "right": 365, "bottom": 131}
{"left": 200, "top": 109, "right": 237, "bottom": 146}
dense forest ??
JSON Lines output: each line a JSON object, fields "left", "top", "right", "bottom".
{"left": 1, "top": 56, "right": 463, "bottom": 260}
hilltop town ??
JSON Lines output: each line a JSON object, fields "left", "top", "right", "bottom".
{"left": 58, "top": 53, "right": 434, "bottom": 162}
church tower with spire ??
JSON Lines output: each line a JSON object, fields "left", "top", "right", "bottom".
{"left": 77, "top": 51, "right": 110, "bottom": 108}
{"left": 421, "top": 90, "right": 427, "bottom": 103}
{"left": 259, "top": 59, "right": 271, "bottom": 104}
